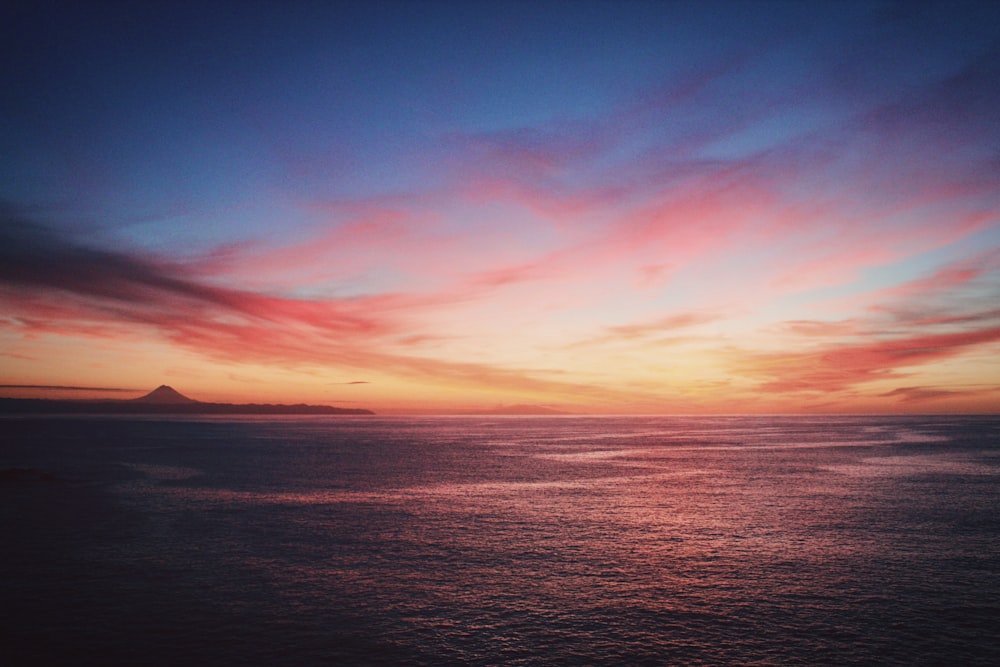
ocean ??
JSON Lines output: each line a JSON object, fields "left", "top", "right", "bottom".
{"left": 2, "top": 415, "right": 999, "bottom": 665}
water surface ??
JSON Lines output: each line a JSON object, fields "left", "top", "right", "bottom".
{"left": 3, "top": 415, "right": 999, "bottom": 665}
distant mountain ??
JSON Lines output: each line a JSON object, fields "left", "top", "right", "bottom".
{"left": 0, "top": 385, "right": 374, "bottom": 415}
{"left": 131, "top": 385, "right": 197, "bottom": 404}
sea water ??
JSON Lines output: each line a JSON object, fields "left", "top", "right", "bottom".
{"left": 2, "top": 415, "right": 999, "bottom": 665}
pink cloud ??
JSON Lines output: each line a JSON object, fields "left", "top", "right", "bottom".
{"left": 735, "top": 326, "right": 1000, "bottom": 395}
{"left": 775, "top": 319, "right": 862, "bottom": 338}
{"left": 605, "top": 312, "right": 718, "bottom": 340}
{"left": 878, "top": 249, "right": 999, "bottom": 303}
{"left": 878, "top": 385, "right": 987, "bottom": 404}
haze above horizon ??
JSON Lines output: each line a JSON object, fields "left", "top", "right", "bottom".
{"left": 2, "top": 1, "right": 999, "bottom": 414}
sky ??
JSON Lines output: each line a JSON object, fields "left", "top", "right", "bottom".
{"left": 2, "top": 0, "right": 999, "bottom": 414}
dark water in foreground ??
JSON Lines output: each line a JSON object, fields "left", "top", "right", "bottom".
{"left": 2, "top": 415, "right": 999, "bottom": 666}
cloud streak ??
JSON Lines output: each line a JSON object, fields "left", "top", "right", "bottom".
{"left": 735, "top": 327, "right": 1000, "bottom": 395}
{"left": 0, "top": 384, "right": 138, "bottom": 392}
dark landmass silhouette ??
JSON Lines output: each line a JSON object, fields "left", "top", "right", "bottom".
{"left": 131, "top": 384, "right": 198, "bottom": 404}
{"left": 0, "top": 385, "right": 374, "bottom": 415}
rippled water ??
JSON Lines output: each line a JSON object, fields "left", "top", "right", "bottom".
{"left": 3, "top": 415, "right": 999, "bottom": 665}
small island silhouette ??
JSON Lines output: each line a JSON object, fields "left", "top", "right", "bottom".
{"left": 0, "top": 385, "right": 374, "bottom": 415}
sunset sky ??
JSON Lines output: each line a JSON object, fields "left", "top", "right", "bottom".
{"left": 2, "top": 1, "right": 999, "bottom": 413}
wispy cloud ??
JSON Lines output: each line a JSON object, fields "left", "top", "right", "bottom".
{"left": 608, "top": 312, "right": 718, "bottom": 338}
{"left": 735, "top": 326, "right": 1000, "bottom": 395}
{"left": 0, "top": 384, "right": 138, "bottom": 392}
{"left": 878, "top": 386, "right": 981, "bottom": 404}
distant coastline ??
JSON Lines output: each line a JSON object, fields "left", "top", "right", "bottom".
{"left": 0, "top": 385, "right": 374, "bottom": 415}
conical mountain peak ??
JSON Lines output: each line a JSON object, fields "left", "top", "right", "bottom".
{"left": 132, "top": 385, "right": 197, "bottom": 404}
